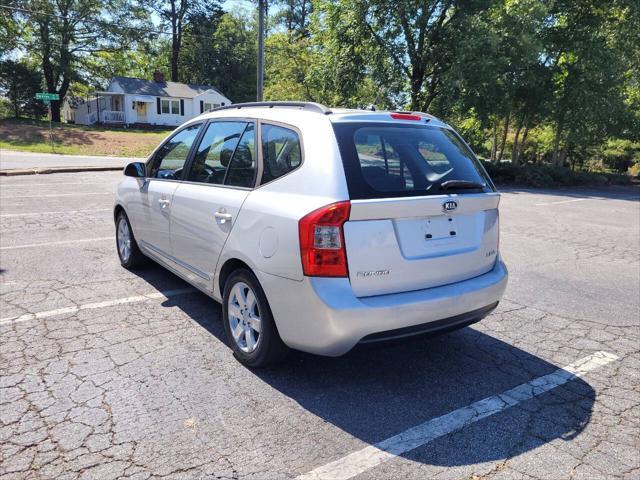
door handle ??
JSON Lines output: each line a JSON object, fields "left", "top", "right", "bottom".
{"left": 158, "top": 198, "right": 170, "bottom": 209}
{"left": 214, "top": 210, "right": 233, "bottom": 225}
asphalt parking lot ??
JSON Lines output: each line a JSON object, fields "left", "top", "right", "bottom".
{"left": 1, "top": 171, "right": 638, "bottom": 480}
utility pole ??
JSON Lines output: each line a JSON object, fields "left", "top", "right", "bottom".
{"left": 256, "top": 0, "right": 265, "bottom": 101}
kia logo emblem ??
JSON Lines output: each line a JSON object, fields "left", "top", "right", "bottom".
{"left": 442, "top": 200, "right": 458, "bottom": 212}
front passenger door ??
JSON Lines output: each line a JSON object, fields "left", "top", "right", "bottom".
{"left": 132, "top": 123, "right": 201, "bottom": 258}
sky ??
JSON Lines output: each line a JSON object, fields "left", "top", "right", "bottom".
{"left": 222, "top": 0, "right": 256, "bottom": 14}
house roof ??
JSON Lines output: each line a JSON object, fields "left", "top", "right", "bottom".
{"left": 111, "top": 76, "right": 227, "bottom": 100}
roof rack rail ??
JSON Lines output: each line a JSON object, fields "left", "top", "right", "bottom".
{"left": 210, "top": 101, "right": 332, "bottom": 115}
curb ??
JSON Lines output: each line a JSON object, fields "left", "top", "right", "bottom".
{"left": 0, "top": 166, "right": 123, "bottom": 176}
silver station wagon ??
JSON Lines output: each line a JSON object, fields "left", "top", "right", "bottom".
{"left": 114, "top": 102, "right": 508, "bottom": 367}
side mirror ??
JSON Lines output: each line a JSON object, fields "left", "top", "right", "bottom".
{"left": 124, "top": 162, "right": 146, "bottom": 178}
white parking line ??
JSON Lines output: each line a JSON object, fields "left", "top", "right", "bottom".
{"left": 0, "top": 288, "right": 196, "bottom": 325}
{"left": 0, "top": 192, "right": 112, "bottom": 199}
{"left": 535, "top": 195, "right": 640, "bottom": 206}
{"left": 0, "top": 237, "right": 114, "bottom": 251}
{"left": 0, "top": 208, "right": 111, "bottom": 218}
{"left": 0, "top": 182, "right": 108, "bottom": 187}
{"left": 535, "top": 198, "right": 589, "bottom": 206}
{"left": 298, "top": 351, "right": 619, "bottom": 480}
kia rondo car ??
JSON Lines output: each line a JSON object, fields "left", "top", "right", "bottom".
{"left": 114, "top": 102, "right": 508, "bottom": 367}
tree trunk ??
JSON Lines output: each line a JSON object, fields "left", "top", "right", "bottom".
{"left": 490, "top": 120, "right": 498, "bottom": 162}
{"left": 409, "top": 69, "right": 423, "bottom": 111}
{"left": 50, "top": 101, "right": 61, "bottom": 123}
{"left": 11, "top": 87, "right": 19, "bottom": 117}
{"left": 511, "top": 117, "right": 523, "bottom": 166}
{"left": 497, "top": 112, "right": 510, "bottom": 162}
{"left": 422, "top": 78, "right": 439, "bottom": 112}
{"left": 551, "top": 116, "right": 565, "bottom": 166}
{"left": 170, "top": 5, "right": 181, "bottom": 83}
{"left": 559, "top": 149, "right": 567, "bottom": 168}
{"left": 518, "top": 124, "right": 530, "bottom": 164}
{"left": 171, "top": 34, "right": 179, "bottom": 81}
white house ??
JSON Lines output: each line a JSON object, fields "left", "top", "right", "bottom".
{"left": 63, "top": 71, "right": 231, "bottom": 127}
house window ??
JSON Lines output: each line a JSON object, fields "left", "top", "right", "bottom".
{"left": 161, "top": 99, "right": 181, "bottom": 115}
{"left": 203, "top": 102, "right": 220, "bottom": 112}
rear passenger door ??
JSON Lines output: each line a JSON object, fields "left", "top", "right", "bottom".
{"left": 169, "top": 120, "right": 256, "bottom": 291}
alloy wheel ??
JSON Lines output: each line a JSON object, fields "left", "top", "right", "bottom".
{"left": 117, "top": 217, "right": 132, "bottom": 262}
{"left": 227, "top": 281, "right": 262, "bottom": 353}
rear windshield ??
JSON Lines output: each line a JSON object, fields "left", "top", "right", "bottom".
{"left": 332, "top": 123, "right": 494, "bottom": 199}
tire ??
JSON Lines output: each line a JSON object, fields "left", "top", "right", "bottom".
{"left": 115, "top": 211, "right": 146, "bottom": 269}
{"left": 222, "top": 269, "right": 289, "bottom": 367}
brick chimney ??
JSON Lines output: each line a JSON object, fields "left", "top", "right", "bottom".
{"left": 153, "top": 70, "right": 165, "bottom": 83}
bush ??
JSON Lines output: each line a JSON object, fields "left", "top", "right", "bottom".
{"left": 598, "top": 139, "right": 640, "bottom": 173}
{"left": 482, "top": 161, "right": 633, "bottom": 187}
{"left": 0, "top": 98, "right": 11, "bottom": 119}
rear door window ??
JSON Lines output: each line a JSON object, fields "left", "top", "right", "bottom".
{"left": 260, "top": 124, "right": 302, "bottom": 184}
{"left": 187, "top": 121, "right": 247, "bottom": 185}
{"left": 333, "top": 123, "right": 492, "bottom": 199}
{"left": 225, "top": 123, "right": 256, "bottom": 188}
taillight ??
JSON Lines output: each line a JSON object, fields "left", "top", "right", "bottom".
{"left": 299, "top": 201, "right": 351, "bottom": 277}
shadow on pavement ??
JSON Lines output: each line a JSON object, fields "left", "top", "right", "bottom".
{"left": 133, "top": 263, "right": 595, "bottom": 467}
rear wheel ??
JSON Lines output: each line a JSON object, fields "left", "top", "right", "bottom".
{"left": 222, "top": 269, "right": 289, "bottom": 367}
{"left": 115, "top": 211, "right": 145, "bottom": 269}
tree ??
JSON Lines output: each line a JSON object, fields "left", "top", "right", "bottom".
{"left": 544, "top": 0, "right": 636, "bottom": 166}
{"left": 0, "top": 1, "right": 21, "bottom": 55}
{"left": 9, "top": 0, "right": 149, "bottom": 122}
{"left": 85, "top": 42, "right": 169, "bottom": 85}
{"left": 140, "top": 0, "right": 222, "bottom": 82}
{"left": 429, "top": 0, "right": 553, "bottom": 163}
{"left": 264, "top": 1, "right": 400, "bottom": 108}
{"left": 272, "top": 0, "right": 313, "bottom": 37}
{"left": 0, "top": 60, "right": 47, "bottom": 118}
{"left": 325, "top": 0, "right": 493, "bottom": 112}
{"left": 179, "top": 12, "right": 256, "bottom": 102}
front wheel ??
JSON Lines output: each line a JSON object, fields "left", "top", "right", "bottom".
{"left": 222, "top": 269, "right": 289, "bottom": 367}
{"left": 115, "top": 211, "right": 146, "bottom": 269}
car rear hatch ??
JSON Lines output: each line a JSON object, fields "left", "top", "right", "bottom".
{"left": 332, "top": 117, "right": 500, "bottom": 297}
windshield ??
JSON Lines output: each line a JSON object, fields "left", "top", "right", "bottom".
{"left": 333, "top": 123, "right": 493, "bottom": 199}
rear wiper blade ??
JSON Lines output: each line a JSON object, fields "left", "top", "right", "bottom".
{"left": 439, "top": 180, "right": 486, "bottom": 191}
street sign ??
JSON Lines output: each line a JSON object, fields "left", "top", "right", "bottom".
{"left": 35, "top": 93, "right": 59, "bottom": 151}
{"left": 35, "top": 92, "right": 60, "bottom": 101}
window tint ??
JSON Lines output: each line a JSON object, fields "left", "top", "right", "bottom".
{"left": 188, "top": 121, "right": 247, "bottom": 184}
{"left": 354, "top": 132, "right": 414, "bottom": 191}
{"left": 225, "top": 123, "right": 256, "bottom": 188}
{"left": 149, "top": 124, "right": 201, "bottom": 179}
{"left": 333, "top": 123, "right": 492, "bottom": 199}
{"left": 261, "top": 124, "right": 302, "bottom": 184}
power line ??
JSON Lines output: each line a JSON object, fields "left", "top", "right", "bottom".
{"left": 0, "top": 4, "right": 224, "bottom": 42}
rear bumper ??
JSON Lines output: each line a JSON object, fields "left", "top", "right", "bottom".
{"left": 256, "top": 259, "right": 508, "bottom": 356}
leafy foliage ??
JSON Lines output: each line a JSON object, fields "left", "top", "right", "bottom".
{"left": 179, "top": 12, "right": 256, "bottom": 102}
{"left": 6, "top": 0, "right": 151, "bottom": 121}
{"left": 136, "top": 0, "right": 223, "bottom": 81}
{"left": 0, "top": 59, "right": 48, "bottom": 118}
{"left": 1, "top": 0, "right": 637, "bottom": 179}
